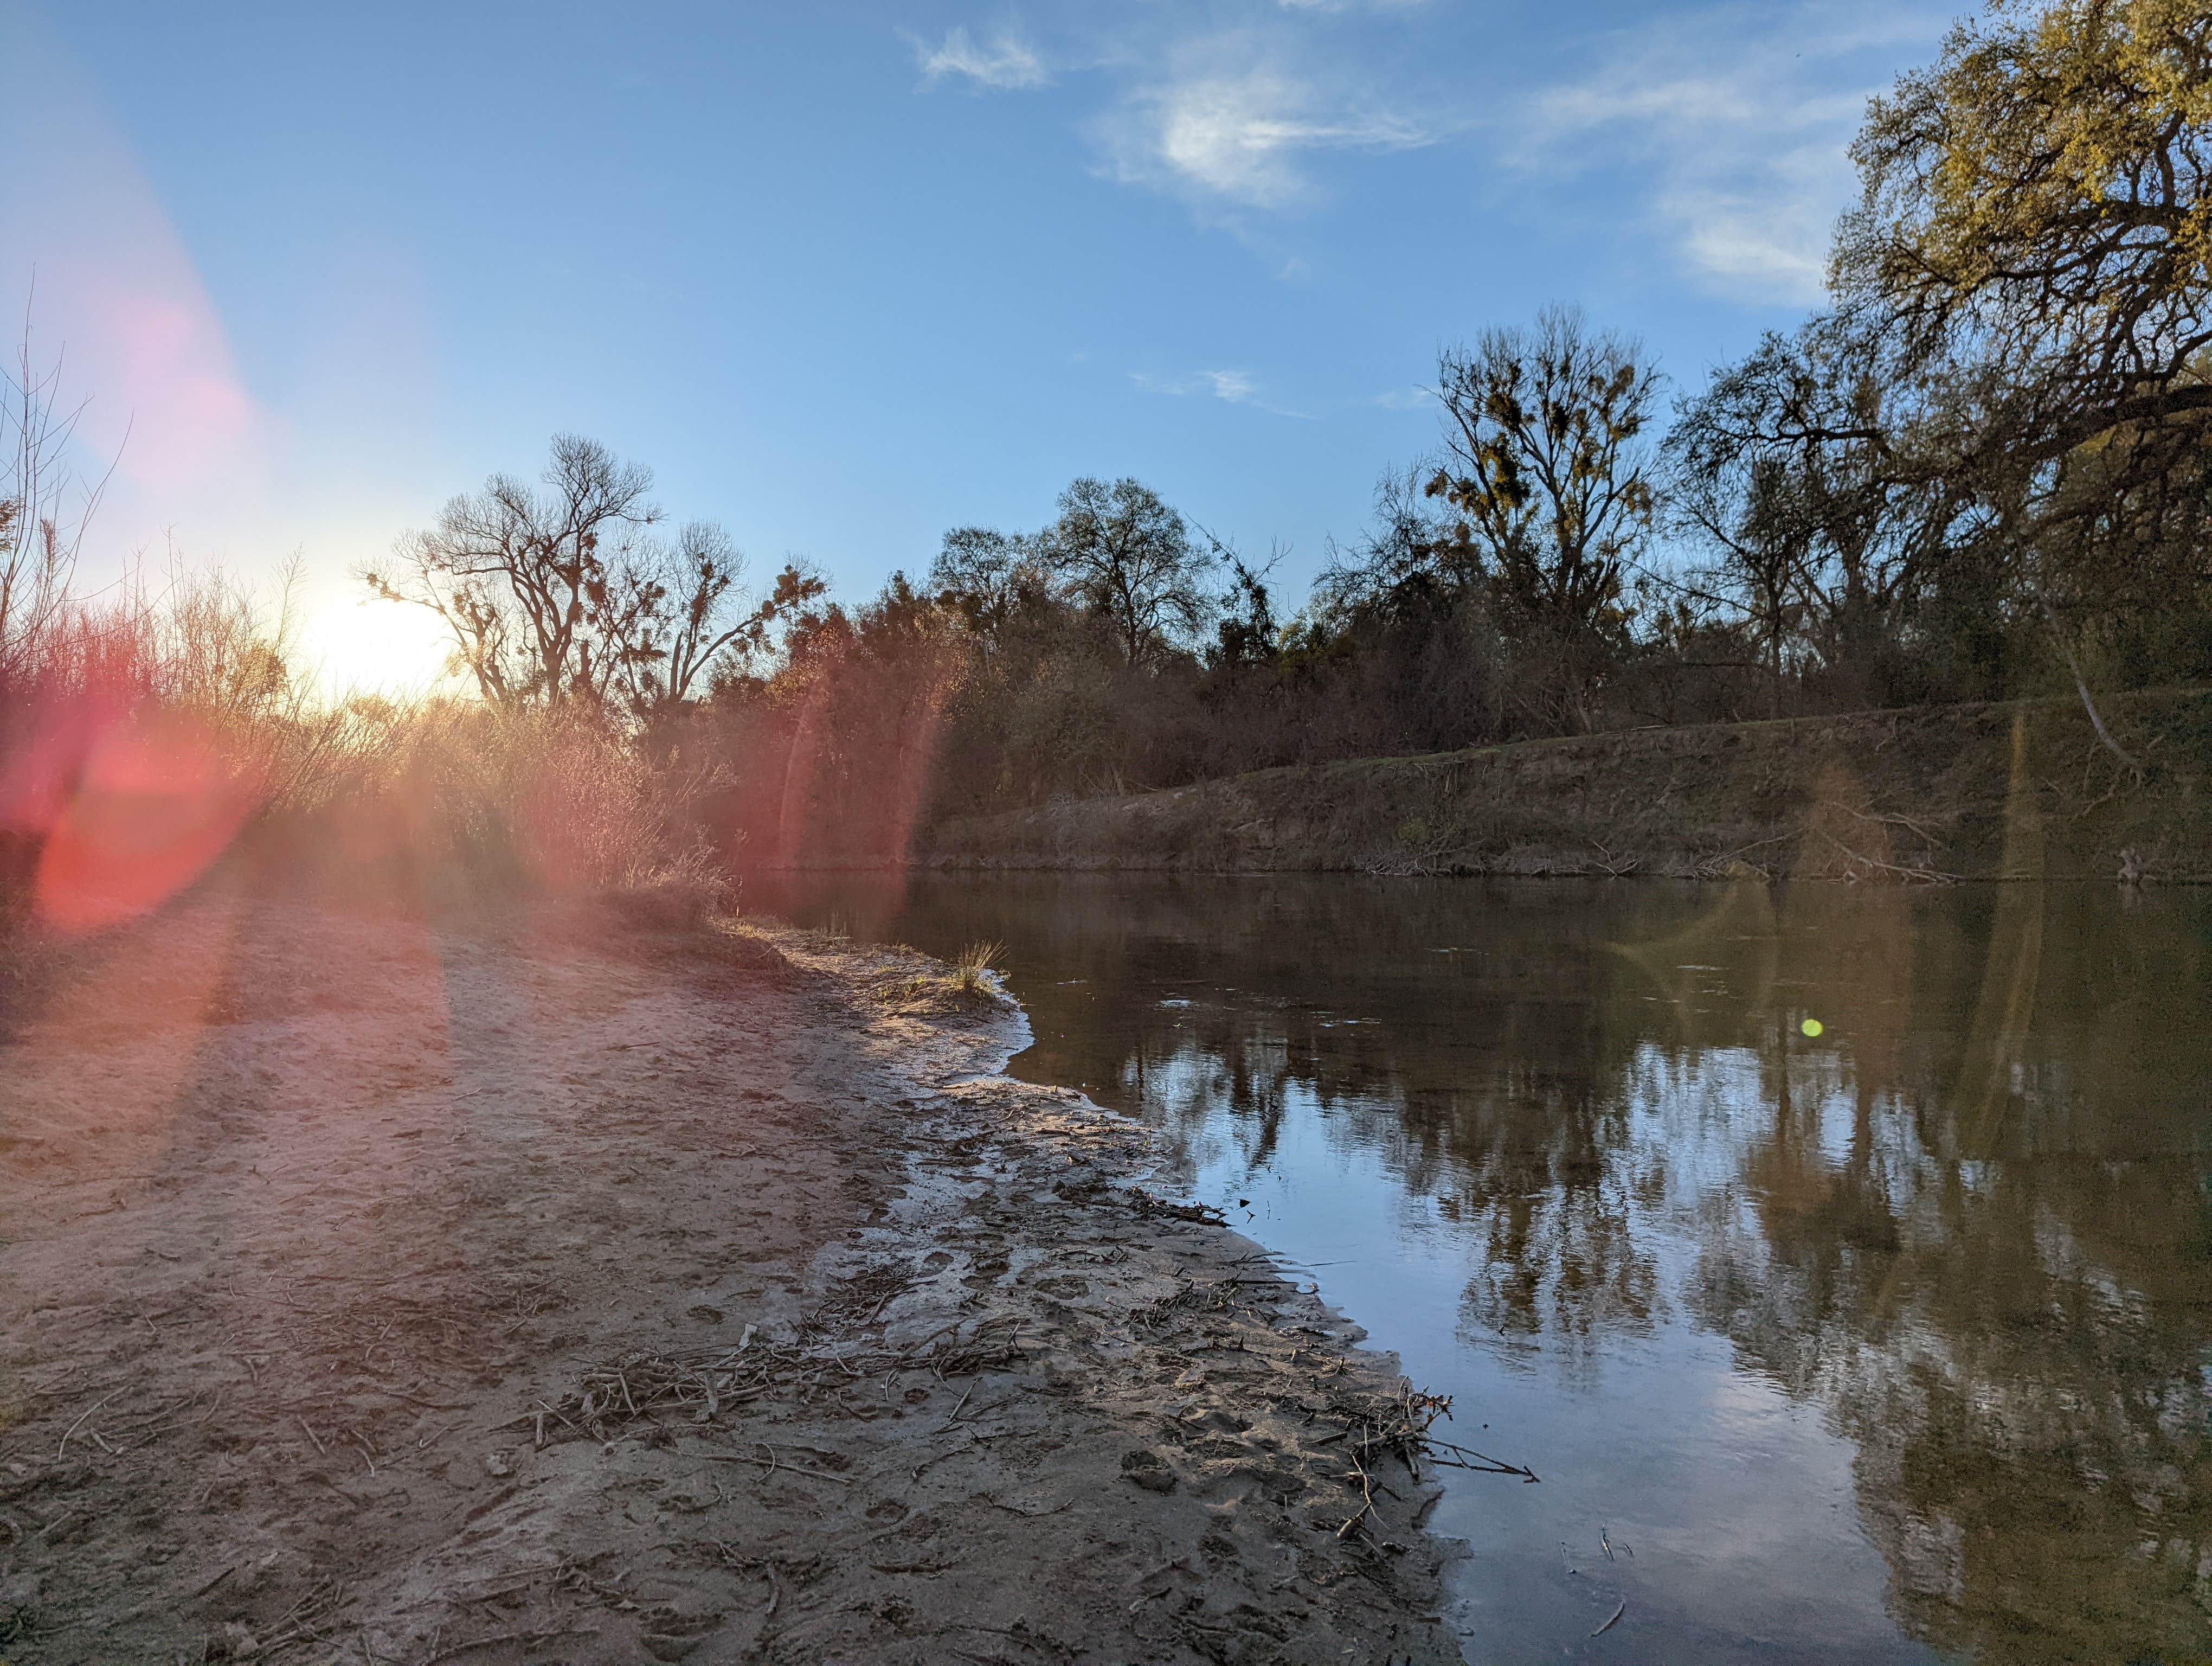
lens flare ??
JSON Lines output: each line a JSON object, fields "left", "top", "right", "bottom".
{"left": 28, "top": 707, "right": 264, "bottom": 935}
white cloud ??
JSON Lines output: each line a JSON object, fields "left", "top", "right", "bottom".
{"left": 1132, "top": 367, "right": 1314, "bottom": 419}
{"left": 1099, "top": 57, "right": 1436, "bottom": 212}
{"left": 1516, "top": 2, "right": 1950, "bottom": 303}
{"left": 1372, "top": 385, "right": 1431, "bottom": 410}
{"left": 915, "top": 25, "right": 1048, "bottom": 91}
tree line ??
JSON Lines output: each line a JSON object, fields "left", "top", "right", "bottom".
{"left": 12, "top": 0, "right": 2203, "bottom": 876}
{"left": 599, "top": 2, "right": 2194, "bottom": 858}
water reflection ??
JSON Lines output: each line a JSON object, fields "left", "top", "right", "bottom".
{"left": 756, "top": 870, "right": 2212, "bottom": 1663}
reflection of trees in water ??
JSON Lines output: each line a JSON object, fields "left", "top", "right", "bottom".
{"left": 1696, "top": 1111, "right": 2212, "bottom": 1659}
{"left": 1130, "top": 1010, "right": 1667, "bottom": 1374}
{"left": 1679, "top": 881, "right": 2212, "bottom": 1663}
{"left": 925, "top": 876, "right": 1697, "bottom": 1369}
{"left": 1128, "top": 875, "right": 2210, "bottom": 1662}
{"left": 762, "top": 867, "right": 2212, "bottom": 1660}
{"left": 1446, "top": 1073, "right": 1662, "bottom": 1376}
{"left": 1121, "top": 1028, "right": 1293, "bottom": 1175}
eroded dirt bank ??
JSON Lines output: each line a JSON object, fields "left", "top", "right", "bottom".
{"left": 0, "top": 888, "right": 1466, "bottom": 1664}
{"left": 917, "top": 687, "right": 2212, "bottom": 883}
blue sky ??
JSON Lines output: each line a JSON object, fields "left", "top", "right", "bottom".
{"left": 1, "top": 0, "right": 1954, "bottom": 683}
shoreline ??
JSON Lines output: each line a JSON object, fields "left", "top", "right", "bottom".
{"left": 913, "top": 688, "right": 2212, "bottom": 885}
{"left": 0, "top": 889, "right": 1468, "bottom": 1664}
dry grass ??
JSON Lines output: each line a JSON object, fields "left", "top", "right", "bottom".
{"left": 601, "top": 857, "right": 732, "bottom": 933}
{"left": 923, "top": 686, "right": 2212, "bottom": 884}
{"left": 866, "top": 938, "right": 1011, "bottom": 1016}
{"left": 949, "top": 938, "right": 1004, "bottom": 998}
{"left": 0, "top": 568, "right": 761, "bottom": 933}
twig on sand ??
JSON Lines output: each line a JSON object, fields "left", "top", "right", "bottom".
{"left": 980, "top": 1495, "right": 1070, "bottom": 1517}
{"left": 706, "top": 1544, "right": 782, "bottom": 1618}
{"left": 697, "top": 1443, "right": 853, "bottom": 1485}
{"left": 57, "top": 1390, "right": 121, "bottom": 1459}
{"left": 523, "top": 1322, "right": 1023, "bottom": 1449}
{"left": 941, "top": 1381, "right": 975, "bottom": 1429}
{"left": 191, "top": 1564, "right": 239, "bottom": 1599}
{"left": 1338, "top": 1457, "right": 1379, "bottom": 1539}
{"left": 912, "top": 1438, "right": 974, "bottom": 1481}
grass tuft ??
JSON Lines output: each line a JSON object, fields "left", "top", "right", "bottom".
{"left": 872, "top": 939, "right": 1009, "bottom": 1015}
{"left": 950, "top": 939, "right": 1004, "bottom": 999}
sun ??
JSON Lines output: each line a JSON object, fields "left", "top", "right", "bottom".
{"left": 300, "top": 591, "right": 458, "bottom": 699}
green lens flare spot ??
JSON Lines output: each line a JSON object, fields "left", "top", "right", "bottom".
{"left": 1800, "top": 1018, "right": 1825, "bottom": 1038}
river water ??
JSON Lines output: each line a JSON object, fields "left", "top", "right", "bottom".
{"left": 751, "top": 872, "right": 2212, "bottom": 1665}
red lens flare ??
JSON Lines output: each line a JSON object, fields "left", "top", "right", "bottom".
{"left": 17, "top": 704, "right": 264, "bottom": 935}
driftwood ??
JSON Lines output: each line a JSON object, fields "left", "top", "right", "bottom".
{"left": 1323, "top": 1379, "right": 1536, "bottom": 1542}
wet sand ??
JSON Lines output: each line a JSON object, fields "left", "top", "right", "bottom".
{"left": 0, "top": 888, "right": 1465, "bottom": 1664}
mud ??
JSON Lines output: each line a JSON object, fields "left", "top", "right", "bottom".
{"left": 0, "top": 887, "right": 1465, "bottom": 1664}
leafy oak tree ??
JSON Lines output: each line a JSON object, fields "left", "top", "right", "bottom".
{"left": 1834, "top": 0, "right": 2212, "bottom": 696}
{"left": 1837, "top": 0, "right": 2212, "bottom": 427}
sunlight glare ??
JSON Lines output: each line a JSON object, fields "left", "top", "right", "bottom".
{"left": 303, "top": 592, "right": 455, "bottom": 699}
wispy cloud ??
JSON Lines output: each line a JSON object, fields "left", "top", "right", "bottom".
{"left": 1514, "top": 2, "right": 1948, "bottom": 303}
{"left": 914, "top": 25, "right": 1048, "bottom": 91}
{"left": 1372, "top": 385, "right": 1430, "bottom": 410}
{"left": 1098, "top": 55, "right": 1436, "bottom": 213}
{"left": 1133, "top": 367, "right": 1315, "bottom": 419}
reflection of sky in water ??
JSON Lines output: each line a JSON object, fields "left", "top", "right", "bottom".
{"left": 1149, "top": 1040, "right": 1928, "bottom": 1662}
{"left": 754, "top": 873, "right": 2212, "bottom": 1665}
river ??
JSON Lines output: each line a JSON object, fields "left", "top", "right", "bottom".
{"left": 751, "top": 871, "right": 2212, "bottom": 1665}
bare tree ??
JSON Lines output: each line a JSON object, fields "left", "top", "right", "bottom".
{"left": 1041, "top": 476, "right": 1215, "bottom": 663}
{"left": 1424, "top": 306, "right": 1660, "bottom": 729}
{"left": 367, "top": 434, "right": 662, "bottom": 713}
{"left": 2, "top": 307, "right": 121, "bottom": 681}
{"left": 929, "top": 525, "right": 1049, "bottom": 649}
{"left": 1663, "top": 321, "right": 1965, "bottom": 709}
{"left": 1211, "top": 545, "right": 1283, "bottom": 668}
{"left": 619, "top": 522, "right": 824, "bottom": 717}
{"left": 371, "top": 437, "right": 820, "bottom": 723}
{"left": 1427, "top": 306, "right": 1660, "bottom": 642}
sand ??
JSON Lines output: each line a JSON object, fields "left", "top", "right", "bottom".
{"left": 0, "top": 885, "right": 1468, "bottom": 1664}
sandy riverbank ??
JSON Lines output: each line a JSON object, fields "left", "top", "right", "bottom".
{"left": 0, "top": 885, "right": 1469, "bottom": 1664}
